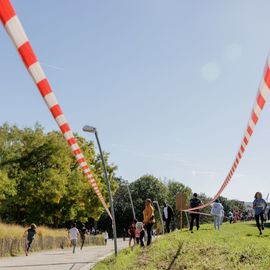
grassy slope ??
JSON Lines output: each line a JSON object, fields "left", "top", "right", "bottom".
{"left": 93, "top": 222, "right": 270, "bottom": 270}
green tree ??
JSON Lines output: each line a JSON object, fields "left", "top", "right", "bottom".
{"left": 111, "top": 175, "right": 168, "bottom": 236}
{"left": 0, "top": 123, "right": 117, "bottom": 226}
{"left": 166, "top": 180, "right": 192, "bottom": 229}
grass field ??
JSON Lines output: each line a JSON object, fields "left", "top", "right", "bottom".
{"left": 93, "top": 221, "right": 270, "bottom": 270}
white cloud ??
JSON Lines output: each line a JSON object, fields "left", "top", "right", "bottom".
{"left": 226, "top": 43, "right": 243, "bottom": 62}
{"left": 201, "top": 62, "right": 221, "bottom": 82}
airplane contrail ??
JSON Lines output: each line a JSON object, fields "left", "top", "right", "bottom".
{"left": 40, "top": 61, "right": 65, "bottom": 71}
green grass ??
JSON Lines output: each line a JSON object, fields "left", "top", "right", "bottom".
{"left": 93, "top": 222, "right": 270, "bottom": 270}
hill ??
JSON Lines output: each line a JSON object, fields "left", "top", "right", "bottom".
{"left": 93, "top": 221, "right": 270, "bottom": 270}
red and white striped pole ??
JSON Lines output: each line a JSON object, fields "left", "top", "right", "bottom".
{"left": 0, "top": 0, "right": 112, "bottom": 219}
{"left": 185, "top": 57, "right": 270, "bottom": 212}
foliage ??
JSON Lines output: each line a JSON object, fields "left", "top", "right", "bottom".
{"left": 219, "top": 196, "right": 246, "bottom": 216}
{"left": 0, "top": 123, "right": 117, "bottom": 226}
{"left": 166, "top": 181, "right": 192, "bottom": 229}
{"left": 111, "top": 178, "right": 247, "bottom": 235}
{"left": 111, "top": 177, "right": 193, "bottom": 235}
{"left": 93, "top": 221, "right": 270, "bottom": 270}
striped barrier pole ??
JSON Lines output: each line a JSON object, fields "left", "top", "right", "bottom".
{"left": 0, "top": 0, "right": 112, "bottom": 219}
{"left": 185, "top": 56, "right": 270, "bottom": 212}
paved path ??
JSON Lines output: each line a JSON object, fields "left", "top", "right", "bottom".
{"left": 0, "top": 239, "right": 128, "bottom": 270}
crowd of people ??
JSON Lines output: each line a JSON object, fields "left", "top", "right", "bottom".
{"left": 188, "top": 191, "right": 269, "bottom": 235}
{"left": 23, "top": 191, "right": 269, "bottom": 255}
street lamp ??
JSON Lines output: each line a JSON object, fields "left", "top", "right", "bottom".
{"left": 82, "top": 125, "right": 118, "bottom": 255}
{"left": 121, "top": 180, "right": 136, "bottom": 220}
{"left": 153, "top": 200, "right": 165, "bottom": 235}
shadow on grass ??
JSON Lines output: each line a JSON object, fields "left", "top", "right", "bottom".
{"left": 199, "top": 228, "right": 212, "bottom": 231}
{"left": 167, "top": 242, "right": 183, "bottom": 270}
{"left": 256, "top": 234, "right": 270, "bottom": 238}
{"left": 246, "top": 221, "right": 270, "bottom": 228}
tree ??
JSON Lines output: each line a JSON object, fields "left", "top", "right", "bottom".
{"left": 219, "top": 196, "right": 246, "bottom": 218}
{"left": 111, "top": 175, "right": 168, "bottom": 235}
{"left": 166, "top": 180, "right": 192, "bottom": 229}
{"left": 0, "top": 123, "right": 117, "bottom": 226}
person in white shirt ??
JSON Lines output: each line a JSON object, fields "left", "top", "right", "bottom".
{"left": 103, "top": 230, "right": 109, "bottom": 245}
{"left": 210, "top": 199, "right": 224, "bottom": 230}
{"left": 69, "top": 223, "right": 79, "bottom": 253}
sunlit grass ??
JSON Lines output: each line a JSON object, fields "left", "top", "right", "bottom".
{"left": 0, "top": 223, "right": 104, "bottom": 257}
{"left": 0, "top": 223, "right": 67, "bottom": 238}
{"left": 93, "top": 221, "right": 270, "bottom": 270}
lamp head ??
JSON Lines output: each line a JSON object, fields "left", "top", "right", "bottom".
{"left": 82, "top": 125, "right": 97, "bottom": 133}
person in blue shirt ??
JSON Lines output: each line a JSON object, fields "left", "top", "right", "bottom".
{"left": 253, "top": 192, "right": 267, "bottom": 235}
{"left": 24, "top": 224, "right": 37, "bottom": 256}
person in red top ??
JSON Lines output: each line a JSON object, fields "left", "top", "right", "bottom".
{"left": 128, "top": 219, "right": 137, "bottom": 247}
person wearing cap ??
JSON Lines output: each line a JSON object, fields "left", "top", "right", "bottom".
{"left": 24, "top": 223, "right": 37, "bottom": 256}
{"left": 189, "top": 193, "right": 202, "bottom": 232}
{"left": 143, "top": 198, "right": 155, "bottom": 246}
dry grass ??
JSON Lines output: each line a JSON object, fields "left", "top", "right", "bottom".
{"left": 0, "top": 223, "right": 104, "bottom": 257}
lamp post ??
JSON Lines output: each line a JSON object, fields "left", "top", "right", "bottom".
{"left": 121, "top": 181, "right": 136, "bottom": 220}
{"left": 153, "top": 200, "right": 165, "bottom": 234}
{"left": 82, "top": 125, "right": 118, "bottom": 255}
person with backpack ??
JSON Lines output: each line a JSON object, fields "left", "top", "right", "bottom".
{"left": 189, "top": 193, "right": 202, "bottom": 232}
{"left": 24, "top": 223, "right": 37, "bottom": 256}
{"left": 210, "top": 199, "right": 224, "bottom": 230}
{"left": 253, "top": 191, "right": 267, "bottom": 235}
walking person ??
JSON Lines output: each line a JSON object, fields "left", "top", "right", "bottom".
{"left": 143, "top": 198, "right": 155, "bottom": 246}
{"left": 210, "top": 199, "right": 224, "bottom": 230}
{"left": 233, "top": 210, "right": 239, "bottom": 223}
{"left": 79, "top": 224, "right": 87, "bottom": 250}
{"left": 162, "top": 201, "right": 174, "bottom": 233}
{"left": 189, "top": 193, "right": 202, "bottom": 233}
{"left": 253, "top": 192, "right": 267, "bottom": 235}
{"left": 69, "top": 223, "right": 79, "bottom": 253}
{"left": 128, "top": 219, "right": 137, "bottom": 247}
{"left": 135, "top": 221, "right": 145, "bottom": 247}
{"left": 103, "top": 230, "right": 109, "bottom": 245}
{"left": 123, "top": 228, "right": 126, "bottom": 241}
{"left": 228, "top": 211, "right": 234, "bottom": 224}
{"left": 24, "top": 223, "right": 37, "bottom": 256}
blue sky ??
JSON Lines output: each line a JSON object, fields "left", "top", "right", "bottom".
{"left": 1, "top": 0, "right": 270, "bottom": 201}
